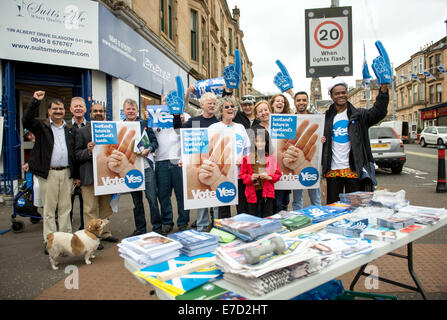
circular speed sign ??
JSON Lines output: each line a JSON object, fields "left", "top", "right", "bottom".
{"left": 314, "top": 20, "right": 344, "bottom": 49}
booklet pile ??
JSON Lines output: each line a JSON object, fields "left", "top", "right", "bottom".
{"left": 215, "top": 233, "right": 322, "bottom": 296}
{"left": 297, "top": 205, "right": 350, "bottom": 224}
{"left": 168, "top": 229, "right": 218, "bottom": 256}
{"left": 118, "top": 232, "right": 182, "bottom": 268}
{"left": 214, "top": 213, "right": 284, "bottom": 241}
{"left": 339, "top": 191, "right": 374, "bottom": 207}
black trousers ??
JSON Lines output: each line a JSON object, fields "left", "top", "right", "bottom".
{"left": 326, "top": 177, "right": 360, "bottom": 204}
{"left": 326, "top": 177, "right": 373, "bottom": 204}
{"left": 247, "top": 190, "right": 274, "bottom": 218}
{"left": 70, "top": 186, "right": 84, "bottom": 230}
{"left": 236, "top": 179, "right": 248, "bottom": 214}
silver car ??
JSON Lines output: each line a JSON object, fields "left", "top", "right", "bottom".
{"left": 369, "top": 126, "right": 406, "bottom": 174}
{"left": 420, "top": 126, "right": 447, "bottom": 147}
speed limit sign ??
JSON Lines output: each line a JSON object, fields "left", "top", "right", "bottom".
{"left": 305, "top": 6, "right": 352, "bottom": 78}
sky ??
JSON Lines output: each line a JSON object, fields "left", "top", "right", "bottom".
{"left": 226, "top": 0, "right": 447, "bottom": 100}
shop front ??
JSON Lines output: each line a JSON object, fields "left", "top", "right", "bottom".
{"left": 0, "top": 0, "right": 193, "bottom": 195}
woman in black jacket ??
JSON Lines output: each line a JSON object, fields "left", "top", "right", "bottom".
{"left": 322, "top": 78, "right": 389, "bottom": 204}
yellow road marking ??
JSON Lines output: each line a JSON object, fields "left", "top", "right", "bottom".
{"left": 405, "top": 151, "right": 438, "bottom": 159}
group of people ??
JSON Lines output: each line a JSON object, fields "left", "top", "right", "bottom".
{"left": 22, "top": 77, "right": 389, "bottom": 254}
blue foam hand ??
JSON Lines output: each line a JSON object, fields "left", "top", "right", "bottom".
{"left": 222, "top": 49, "right": 241, "bottom": 89}
{"left": 372, "top": 41, "right": 392, "bottom": 84}
{"left": 166, "top": 76, "right": 185, "bottom": 115}
{"left": 273, "top": 60, "right": 293, "bottom": 92}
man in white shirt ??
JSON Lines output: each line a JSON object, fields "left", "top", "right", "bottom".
{"left": 322, "top": 78, "right": 389, "bottom": 204}
{"left": 154, "top": 94, "right": 191, "bottom": 235}
{"left": 22, "top": 91, "right": 79, "bottom": 252}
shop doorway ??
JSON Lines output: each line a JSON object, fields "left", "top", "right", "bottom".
{"left": 17, "top": 84, "right": 75, "bottom": 175}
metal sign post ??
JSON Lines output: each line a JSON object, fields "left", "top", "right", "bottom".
{"left": 305, "top": 6, "right": 353, "bottom": 78}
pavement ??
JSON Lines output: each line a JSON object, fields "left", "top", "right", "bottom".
{"left": 1, "top": 183, "right": 447, "bottom": 300}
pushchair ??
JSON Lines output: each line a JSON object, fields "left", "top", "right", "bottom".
{"left": 11, "top": 172, "right": 42, "bottom": 233}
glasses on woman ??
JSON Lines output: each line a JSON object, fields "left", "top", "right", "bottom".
{"left": 224, "top": 105, "right": 235, "bottom": 109}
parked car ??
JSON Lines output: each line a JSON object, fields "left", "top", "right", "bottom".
{"left": 420, "top": 126, "right": 447, "bottom": 147}
{"left": 369, "top": 126, "right": 406, "bottom": 174}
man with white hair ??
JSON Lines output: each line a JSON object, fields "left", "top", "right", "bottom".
{"left": 322, "top": 77, "right": 389, "bottom": 204}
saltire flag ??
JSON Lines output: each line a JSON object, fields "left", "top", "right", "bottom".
{"left": 362, "top": 42, "right": 372, "bottom": 86}
{"left": 134, "top": 252, "right": 221, "bottom": 297}
{"left": 438, "top": 66, "right": 446, "bottom": 74}
{"left": 400, "top": 74, "right": 409, "bottom": 81}
{"left": 410, "top": 73, "right": 422, "bottom": 83}
{"left": 423, "top": 70, "right": 436, "bottom": 80}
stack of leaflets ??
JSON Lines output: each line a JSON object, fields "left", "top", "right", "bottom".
{"left": 118, "top": 232, "right": 182, "bottom": 268}
{"left": 362, "top": 227, "right": 397, "bottom": 241}
{"left": 325, "top": 218, "right": 369, "bottom": 238}
{"left": 134, "top": 252, "right": 222, "bottom": 298}
{"left": 311, "top": 234, "right": 375, "bottom": 259}
{"left": 339, "top": 191, "right": 374, "bottom": 207}
{"left": 371, "top": 189, "right": 409, "bottom": 209}
{"left": 215, "top": 233, "right": 319, "bottom": 278}
{"left": 351, "top": 206, "right": 395, "bottom": 225}
{"left": 168, "top": 229, "right": 218, "bottom": 257}
{"left": 397, "top": 205, "right": 445, "bottom": 225}
{"left": 214, "top": 214, "right": 284, "bottom": 241}
{"left": 377, "top": 215, "right": 416, "bottom": 229}
{"left": 209, "top": 228, "right": 236, "bottom": 243}
{"left": 299, "top": 205, "right": 349, "bottom": 224}
{"left": 267, "top": 211, "right": 312, "bottom": 231}
{"left": 222, "top": 259, "right": 322, "bottom": 296}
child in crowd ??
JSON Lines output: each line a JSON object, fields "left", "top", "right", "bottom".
{"left": 239, "top": 128, "right": 282, "bottom": 217}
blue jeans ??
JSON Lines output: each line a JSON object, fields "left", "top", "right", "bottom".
{"left": 292, "top": 188, "right": 322, "bottom": 211}
{"left": 274, "top": 190, "right": 291, "bottom": 214}
{"left": 155, "top": 160, "right": 189, "bottom": 228}
{"left": 196, "top": 208, "right": 210, "bottom": 232}
{"left": 130, "top": 163, "right": 162, "bottom": 233}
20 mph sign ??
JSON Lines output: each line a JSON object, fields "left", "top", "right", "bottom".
{"left": 305, "top": 6, "right": 352, "bottom": 78}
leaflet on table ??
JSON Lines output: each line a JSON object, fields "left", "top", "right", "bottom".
{"left": 91, "top": 121, "right": 145, "bottom": 196}
{"left": 118, "top": 244, "right": 180, "bottom": 268}
{"left": 361, "top": 227, "right": 397, "bottom": 242}
{"left": 119, "top": 232, "right": 182, "bottom": 258}
{"left": 134, "top": 252, "right": 222, "bottom": 297}
{"left": 180, "top": 128, "right": 238, "bottom": 210}
{"left": 325, "top": 217, "right": 369, "bottom": 238}
{"left": 168, "top": 229, "right": 218, "bottom": 250}
{"left": 299, "top": 205, "right": 350, "bottom": 224}
{"left": 269, "top": 114, "right": 324, "bottom": 190}
{"left": 214, "top": 213, "right": 284, "bottom": 241}
{"left": 311, "top": 234, "right": 375, "bottom": 259}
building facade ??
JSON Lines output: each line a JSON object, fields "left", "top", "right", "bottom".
{"left": 395, "top": 36, "right": 446, "bottom": 129}
{"left": 0, "top": 0, "right": 254, "bottom": 195}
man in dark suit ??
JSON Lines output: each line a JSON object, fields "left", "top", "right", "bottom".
{"left": 74, "top": 103, "right": 118, "bottom": 244}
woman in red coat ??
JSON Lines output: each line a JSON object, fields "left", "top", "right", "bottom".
{"left": 239, "top": 128, "right": 282, "bottom": 217}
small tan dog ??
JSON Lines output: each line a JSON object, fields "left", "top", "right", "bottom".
{"left": 46, "top": 218, "right": 109, "bottom": 270}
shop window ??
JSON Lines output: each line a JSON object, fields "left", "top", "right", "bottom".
{"left": 140, "top": 92, "right": 161, "bottom": 114}
{"left": 161, "top": 0, "right": 175, "bottom": 41}
{"left": 201, "top": 18, "right": 207, "bottom": 66}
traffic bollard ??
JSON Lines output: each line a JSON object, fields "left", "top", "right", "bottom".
{"left": 436, "top": 145, "right": 447, "bottom": 193}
